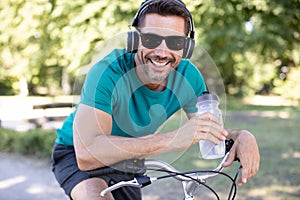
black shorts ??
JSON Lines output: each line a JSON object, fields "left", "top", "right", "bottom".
{"left": 51, "top": 143, "right": 142, "bottom": 200}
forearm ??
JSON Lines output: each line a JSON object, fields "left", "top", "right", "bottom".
{"left": 74, "top": 129, "right": 175, "bottom": 170}
{"left": 74, "top": 105, "right": 228, "bottom": 171}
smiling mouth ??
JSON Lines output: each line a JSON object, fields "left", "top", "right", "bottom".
{"left": 151, "top": 59, "right": 170, "bottom": 67}
{"left": 147, "top": 55, "right": 174, "bottom": 69}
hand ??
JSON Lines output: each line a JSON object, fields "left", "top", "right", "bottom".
{"left": 223, "top": 130, "right": 260, "bottom": 186}
{"left": 168, "top": 113, "right": 228, "bottom": 152}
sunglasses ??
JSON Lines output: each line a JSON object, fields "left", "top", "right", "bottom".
{"left": 137, "top": 30, "right": 187, "bottom": 51}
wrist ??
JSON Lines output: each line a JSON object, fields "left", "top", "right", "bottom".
{"left": 225, "top": 128, "right": 249, "bottom": 140}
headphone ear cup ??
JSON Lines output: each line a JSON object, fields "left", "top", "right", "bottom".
{"left": 126, "top": 31, "right": 139, "bottom": 53}
{"left": 183, "top": 38, "right": 195, "bottom": 59}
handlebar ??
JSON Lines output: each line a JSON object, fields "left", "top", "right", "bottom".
{"left": 100, "top": 152, "right": 231, "bottom": 197}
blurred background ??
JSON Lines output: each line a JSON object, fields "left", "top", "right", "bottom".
{"left": 1, "top": 0, "right": 299, "bottom": 98}
{"left": 0, "top": 0, "right": 299, "bottom": 199}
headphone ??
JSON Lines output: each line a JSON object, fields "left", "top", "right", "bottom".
{"left": 126, "top": 0, "right": 195, "bottom": 59}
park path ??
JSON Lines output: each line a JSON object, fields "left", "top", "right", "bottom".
{"left": 0, "top": 152, "right": 68, "bottom": 200}
{"left": 0, "top": 152, "right": 170, "bottom": 200}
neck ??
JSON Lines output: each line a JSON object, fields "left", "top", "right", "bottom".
{"left": 134, "top": 54, "right": 167, "bottom": 92}
{"left": 145, "top": 82, "right": 167, "bottom": 91}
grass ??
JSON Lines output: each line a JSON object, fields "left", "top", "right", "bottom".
{"left": 227, "top": 116, "right": 300, "bottom": 200}
{"left": 1, "top": 95, "right": 299, "bottom": 199}
{"left": 145, "top": 97, "right": 300, "bottom": 200}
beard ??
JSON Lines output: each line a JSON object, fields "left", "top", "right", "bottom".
{"left": 142, "top": 63, "right": 171, "bottom": 82}
{"left": 140, "top": 53, "right": 176, "bottom": 82}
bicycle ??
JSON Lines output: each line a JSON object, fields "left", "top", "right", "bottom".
{"left": 89, "top": 139, "right": 241, "bottom": 200}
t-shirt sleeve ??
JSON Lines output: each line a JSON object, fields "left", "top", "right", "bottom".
{"left": 80, "top": 62, "right": 114, "bottom": 115}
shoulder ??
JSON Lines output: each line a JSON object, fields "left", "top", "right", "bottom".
{"left": 175, "top": 59, "right": 207, "bottom": 95}
{"left": 89, "top": 49, "right": 134, "bottom": 74}
{"left": 86, "top": 49, "right": 134, "bottom": 82}
{"left": 176, "top": 59, "right": 204, "bottom": 81}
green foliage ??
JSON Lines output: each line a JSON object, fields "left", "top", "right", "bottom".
{"left": 0, "top": 0, "right": 138, "bottom": 95}
{"left": 0, "top": 0, "right": 299, "bottom": 99}
{"left": 189, "top": 0, "right": 300, "bottom": 97}
{"left": 0, "top": 128, "right": 17, "bottom": 152}
{"left": 0, "top": 127, "right": 56, "bottom": 157}
{"left": 274, "top": 67, "right": 300, "bottom": 100}
{"left": 0, "top": 76, "right": 18, "bottom": 95}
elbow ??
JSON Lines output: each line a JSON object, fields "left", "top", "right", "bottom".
{"left": 76, "top": 152, "right": 102, "bottom": 171}
{"left": 74, "top": 143, "right": 106, "bottom": 171}
{"left": 76, "top": 153, "right": 90, "bottom": 171}
{"left": 73, "top": 131, "right": 106, "bottom": 171}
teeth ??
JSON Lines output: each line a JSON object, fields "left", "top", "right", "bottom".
{"left": 151, "top": 60, "right": 168, "bottom": 67}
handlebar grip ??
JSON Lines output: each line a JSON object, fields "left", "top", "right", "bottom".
{"left": 225, "top": 139, "right": 240, "bottom": 162}
{"left": 225, "top": 139, "right": 234, "bottom": 154}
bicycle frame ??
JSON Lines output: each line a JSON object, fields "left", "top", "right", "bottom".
{"left": 100, "top": 152, "right": 233, "bottom": 200}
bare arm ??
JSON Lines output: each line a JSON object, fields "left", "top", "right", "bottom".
{"left": 73, "top": 103, "right": 172, "bottom": 170}
{"left": 223, "top": 128, "right": 260, "bottom": 186}
{"left": 73, "top": 104, "right": 227, "bottom": 171}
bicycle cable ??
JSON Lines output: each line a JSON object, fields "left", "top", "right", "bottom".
{"left": 149, "top": 168, "right": 221, "bottom": 200}
{"left": 227, "top": 165, "right": 242, "bottom": 200}
{"left": 147, "top": 166, "right": 241, "bottom": 200}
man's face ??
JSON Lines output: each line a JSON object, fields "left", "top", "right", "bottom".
{"left": 135, "top": 13, "right": 186, "bottom": 86}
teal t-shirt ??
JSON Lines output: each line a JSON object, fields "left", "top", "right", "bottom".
{"left": 56, "top": 49, "right": 206, "bottom": 146}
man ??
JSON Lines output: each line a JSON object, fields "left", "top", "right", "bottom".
{"left": 51, "top": 0, "right": 260, "bottom": 199}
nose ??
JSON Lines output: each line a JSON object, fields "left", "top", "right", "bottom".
{"left": 154, "top": 39, "right": 169, "bottom": 56}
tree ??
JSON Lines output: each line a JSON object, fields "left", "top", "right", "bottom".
{"left": 0, "top": 0, "right": 299, "bottom": 100}
{"left": 188, "top": 0, "right": 300, "bottom": 97}
{"left": 0, "top": 0, "right": 138, "bottom": 95}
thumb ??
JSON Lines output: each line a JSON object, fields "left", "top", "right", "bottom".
{"left": 222, "top": 148, "right": 236, "bottom": 167}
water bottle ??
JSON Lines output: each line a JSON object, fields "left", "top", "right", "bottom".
{"left": 196, "top": 92, "right": 225, "bottom": 159}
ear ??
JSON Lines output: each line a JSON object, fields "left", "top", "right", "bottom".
{"left": 183, "top": 38, "right": 195, "bottom": 59}
{"left": 126, "top": 31, "right": 139, "bottom": 53}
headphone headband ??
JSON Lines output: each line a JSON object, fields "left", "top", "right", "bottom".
{"left": 131, "top": 0, "right": 195, "bottom": 39}
{"left": 127, "top": 0, "right": 195, "bottom": 59}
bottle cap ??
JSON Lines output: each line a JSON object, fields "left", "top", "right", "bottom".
{"left": 197, "top": 92, "right": 219, "bottom": 102}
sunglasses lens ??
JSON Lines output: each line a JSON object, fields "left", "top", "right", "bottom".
{"left": 141, "top": 33, "right": 162, "bottom": 49}
{"left": 166, "top": 36, "right": 186, "bottom": 51}
{"left": 140, "top": 32, "right": 186, "bottom": 51}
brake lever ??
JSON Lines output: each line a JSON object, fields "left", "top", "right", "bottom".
{"left": 100, "top": 176, "right": 156, "bottom": 197}
{"left": 100, "top": 179, "right": 139, "bottom": 197}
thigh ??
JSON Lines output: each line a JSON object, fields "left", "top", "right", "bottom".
{"left": 71, "top": 174, "right": 142, "bottom": 200}
{"left": 71, "top": 178, "right": 114, "bottom": 200}
{"left": 51, "top": 143, "right": 89, "bottom": 197}
{"left": 51, "top": 143, "right": 142, "bottom": 200}
{"left": 106, "top": 173, "right": 142, "bottom": 200}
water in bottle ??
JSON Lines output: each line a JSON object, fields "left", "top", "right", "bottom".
{"left": 196, "top": 92, "right": 225, "bottom": 159}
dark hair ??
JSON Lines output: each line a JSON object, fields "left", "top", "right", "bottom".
{"left": 135, "top": 0, "right": 191, "bottom": 36}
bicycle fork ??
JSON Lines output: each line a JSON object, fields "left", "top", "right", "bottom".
{"left": 182, "top": 180, "right": 199, "bottom": 200}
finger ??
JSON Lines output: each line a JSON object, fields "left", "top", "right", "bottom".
{"left": 248, "top": 157, "right": 259, "bottom": 180}
{"left": 201, "top": 132, "right": 221, "bottom": 144}
{"left": 237, "top": 178, "right": 247, "bottom": 186}
{"left": 222, "top": 146, "right": 237, "bottom": 167}
{"left": 197, "top": 121, "right": 227, "bottom": 140}
{"left": 193, "top": 127, "right": 220, "bottom": 144}
{"left": 199, "top": 112, "right": 223, "bottom": 126}
{"left": 238, "top": 169, "right": 249, "bottom": 186}
{"left": 238, "top": 151, "right": 252, "bottom": 186}
{"left": 195, "top": 114, "right": 228, "bottom": 138}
